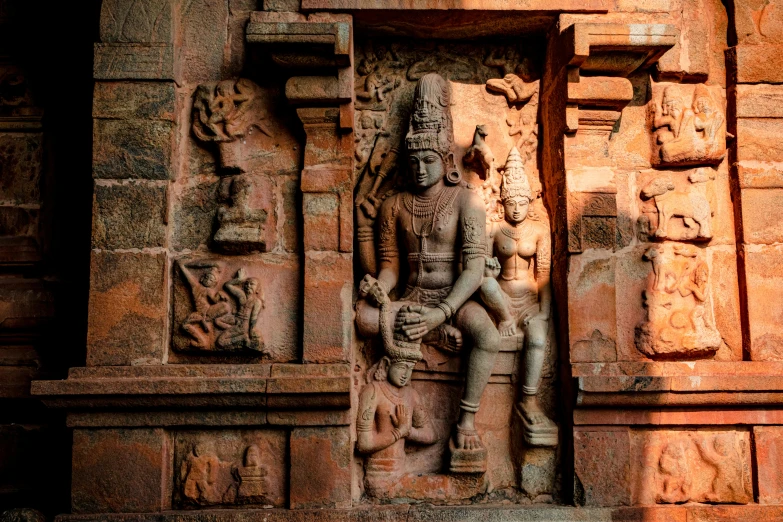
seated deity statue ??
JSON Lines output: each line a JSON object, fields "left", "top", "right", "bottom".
{"left": 478, "top": 148, "right": 558, "bottom": 447}
{"left": 356, "top": 285, "right": 437, "bottom": 497}
{"left": 356, "top": 73, "right": 501, "bottom": 473}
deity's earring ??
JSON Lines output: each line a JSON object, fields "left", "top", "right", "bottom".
{"left": 446, "top": 169, "right": 461, "bottom": 185}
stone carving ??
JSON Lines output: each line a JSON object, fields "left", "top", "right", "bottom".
{"left": 175, "top": 260, "right": 266, "bottom": 354}
{"left": 477, "top": 148, "right": 557, "bottom": 447}
{"left": 640, "top": 168, "right": 714, "bottom": 241}
{"left": 181, "top": 441, "right": 235, "bottom": 505}
{"left": 637, "top": 431, "right": 752, "bottom": 505}
{"left": 356, "top": 283, "right": 437, "bottom": 498}
{"left": 651, "top": 84, "right": 727, "bottom": 167}
{"left": 235, "top": 445, "right": 270, "bottom": 501}
{"left": 635, "top": 243, "right": 721, "bottom": 358}
{"left": 356, "top": 73, "right": 500, "bottom": 475}
{"left": 192, "top": 78, "right": 274, "bottom": 253}
{"left": 483, "top": 47, "right": 539, "bottom": 105}
{"left": 180, "top": 441, "right": 273, "bottom": 506}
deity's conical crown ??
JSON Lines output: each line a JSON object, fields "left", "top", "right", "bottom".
{"left": 692, "top": 84, "right": 711, "bottom": 104}
{"left": 405, "top": 73, "right": 453, "bottom": 158}
{"left": 500, "top": 147, "right": 532, "bottom": 201}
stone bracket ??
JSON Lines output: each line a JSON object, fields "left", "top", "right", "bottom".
{"left": 566, "top": 75, "right": 633, "bottom": 134}
{"left": 246, "top": 12, "right": 354, "bottom": 129}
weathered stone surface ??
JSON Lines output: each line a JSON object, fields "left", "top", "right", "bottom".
{"left": 86, "top": 251, "right": 168, "bottom": 366}
{"left": 745, "top": 244, "right": 783, "bottom": 360}
{"left": 91, "top": 181, "right": 167, "bottom": 250}
{"left": 94, "top": 43, "right": 177, "bottom": 81}
{"left": 93, "top": 82, "right": 176, "bottom": 121}
{"left": 99, "top": 0, "right": 174, "bottom": 43}
{"left": 574, "top": 429, "right": 631, "bottom": 507}
{"left": 72, "top": 428, "right": 171, "bottom": 513}
{"left": 754, "top": 426, "right": 783, "bottom": 504}
{"left": 290, "top": 427, "right": 351, "bottom": 509}
{"left": 93, "top": 119, "right": 175, "bottom": 179}
{"left": 303, "top": 252, "right": 352, "bottom": 364}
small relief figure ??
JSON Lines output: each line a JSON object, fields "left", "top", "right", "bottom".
{"left": 216, "top": 269, "right": 266, "bottom": 354}
{"left": 177, "top": 260, "right": 233, "bottom": 349}
{"left": 652, "top": 85, "right": 727, "bottom": 166}
{"left": 478, "top": 148, "right": 557, "bottom": 447}
{"left": 484, "top": 48, "right": 539, "bottom": 105}
{"left": 181, "top": 442, "right": 232, "bottom": 505}
{"left": 234, "top": 445, "right": 270, "bottom": 501}
{"left": 640, "top": 169, "right": 714, "bottom": 241}
{"left": 355, "top": 73, "right": 501, "bottom": 474}
{"left": 356, "top": 43, "right": 402, "bottom": 106}
{"left": 192, "top": 78, "right": 275, "bottom": 253}
{"left": 635, "top": 244, "right": 721, "bottom": 358}
{"left": 464, "top": 125, "right": 503, "bottom": 222}
{"left": 656, "top": 442, "right": 692, "bottom": 504}
{"left": 175, "top": 262, "right": 269, "bottom": 354}
{"left": 695, "top": 434, "right": 752, "bottom": 504}
{"left": 356, "top": 284, "right": 437, "bottom": 498}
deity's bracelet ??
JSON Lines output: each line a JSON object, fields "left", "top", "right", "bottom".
{"left": 436, "top": 301, "right": 455, "bottom": 321}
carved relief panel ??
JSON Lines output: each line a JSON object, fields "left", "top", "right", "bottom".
{"left": 632, "top": 430, "right": 752, "bottom": 505}
{"left": 638, "top": 168, "right": 716, "bottom": 242}
{"left": 649, "top": 84, "right": 727, "bottom": 167}
{"left": 635, "top": 243, "right": 721, "bottom": 358}
{"left": 187, "top": 78, "right": 300, "bottom": 254}
{"left": 172, "top": 256, "right": 299, "bottom": 360}
{"left": 174, "top": 430, "right": 286, "bottom": 508}
{"left": 353, "top": 39, "right": 558, "bottom": 502}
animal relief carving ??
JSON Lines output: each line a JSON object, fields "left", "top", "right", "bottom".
{"left": 175, "top": 260, "right": 266, "bottom": 354}
{"left": 639, "top": 168, "right": 715, "bottom": 241}
{"left": 635, "top": 244, "right": 721, "bottom": 358}
{"left": 651, "top": 84, "right": 727, "bottom": 167}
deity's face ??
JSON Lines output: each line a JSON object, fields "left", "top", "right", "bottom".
{"left": 245, "top": 279, "right": 259, "bottom": 295}
{"left": 663, "top": 97, "right": 681, "bottom": 117}
{"left": 503, "top": 196, "right": 530, "bottom": 225}
{"left": 695, "top": 97, "right": 713, "bottom": 114}
{"left": 387, "top": 360, "right": 415, "bottom": 388}
{"left": 408, "top": 150, "right": 446, "bottom": 190}
{"left": 201, "top": 272, "right": 218, "bottom": 288}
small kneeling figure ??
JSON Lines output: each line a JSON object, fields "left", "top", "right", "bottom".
{"left": 356, "top": 294, "right": 437, "bottom": 497}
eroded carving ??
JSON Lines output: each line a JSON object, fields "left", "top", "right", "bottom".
{"left": 176, "top": 260, "right": 266, "bottom": 354}
{"left": 639, "top": 168, "right": 714, "bottom": 241}
{"left": 180, "top": 441, "right": 275, "bottom": 507}
{"left": 637, "top": 431, "right": 752, "bottom": 505}
{"left": 356, "top": 73, "right": 499, "bottom": 476}
{"left": 635, "top": 244, "right": 721, "bottom": 358}
{"left": 651, "top": 84, "right": 727, "bottom": 167}
{"left": 478, "top": 148, "right": 557, "bottom": 447}
{"left": 192, "top": 78, "right": 274, "bottom": 253}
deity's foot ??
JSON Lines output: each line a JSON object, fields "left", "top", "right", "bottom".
{"left": 449, "top": 426, "right": 487, "bottom": 474}
{"left": 498, "top": 319, "right": 517, "bottom": 338}
{"left": 516, "top": 396, "right": 558, "bottom": 448}
{"left": 427, "top": 324, "right": 463, "bottom": 354}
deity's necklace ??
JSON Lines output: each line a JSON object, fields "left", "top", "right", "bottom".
{"left": 499, "top": 220, "right": 532, "bottom": 281}
{"left": 379, "top": 380, "right": 405, "bottom": 406}
{"left": 500, "top": 219, "right": 531, "bottom": 241}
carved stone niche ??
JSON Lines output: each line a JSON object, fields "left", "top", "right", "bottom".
{"left": 171, "top": 255, "right": 299, "bottom": 360}
{"left": 650, "top": 83, "right": 727, "bottom": 168}
{"left": 191, "top": 78, "right": 298, "bottom": 254}
{"left": 174, "top": 430, "right": 286, "bottom": 508}
{"left": 0, "top": 61, "right": 44, "bottom": 266}
{"left": 631, "top": 430, "right": 752, "bottom": 505}
{"left": 635, "top": 243, "right": 722, "bottom": 359}
{"left": 638, "top": 168, "right": 716, "bottom": 242}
